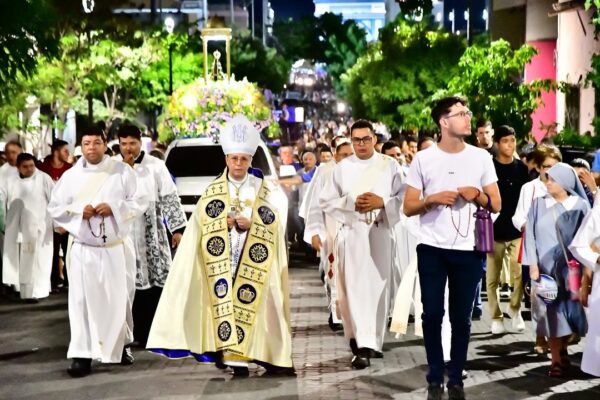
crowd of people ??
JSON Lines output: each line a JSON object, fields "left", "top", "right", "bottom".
{"left": 1, "top": 96, "right": 600, "bottom": 400}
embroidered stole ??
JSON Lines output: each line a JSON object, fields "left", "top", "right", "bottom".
{"left": 199, "top": 169, "right": 279, "bottom": 356}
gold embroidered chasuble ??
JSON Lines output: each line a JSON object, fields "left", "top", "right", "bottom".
{"left": 147, "top": 169, "right": 292, "bottom": 367}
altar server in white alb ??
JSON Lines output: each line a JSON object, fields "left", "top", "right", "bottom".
{"left": 569, "top": 205, "right": 600, "bottom": 377}
{"left": 319, "top": 119, "right": 405, "bottom": 369}
{"left": 116, "top": 124, "right": 187, "bottom": 347}
{"left": 0, "top": 141, "right": 22, "bottom": 293}
{"left": 48, "top": 127, "right": 146, "bottom": 378}
{"left": 1, "top": 153, "right": 54, "bottom": 302}
{"left": 302, "top": 138, "right": 353, "bottom": 330}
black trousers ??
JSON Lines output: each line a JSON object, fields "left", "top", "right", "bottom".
{"left": 132, "top": 286, "right": 163, "bottom": 346}
{"left": 51, "top": 232, "right": 69, "bottom": 288}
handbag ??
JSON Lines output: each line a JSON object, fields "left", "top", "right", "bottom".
{"left": 553, "top": 207, "right": 582, "bottom": 301}
{"left": 474, "top": 192, "right": 494, "bottom": 253}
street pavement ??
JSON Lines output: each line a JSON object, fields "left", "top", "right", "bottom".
{"left": 1, "top": 256, "right": 600, "bottom": 400}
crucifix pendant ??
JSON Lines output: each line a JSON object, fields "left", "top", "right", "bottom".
{"left": 102, "top": 234, "right": 107, "bottom": 243}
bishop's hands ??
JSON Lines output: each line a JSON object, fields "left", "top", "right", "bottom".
{"left": 355, "top": 192, "right": 384, "bottom": 214}
{"left": 82, "top": 203, "right": 113, "bottom": 220}
{"left": 227, "top": 213, "right": 251, "bottom": 231}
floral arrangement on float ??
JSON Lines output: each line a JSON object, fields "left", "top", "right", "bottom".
{"left": 158, "top": 76, "right": 279, "bottom": 143}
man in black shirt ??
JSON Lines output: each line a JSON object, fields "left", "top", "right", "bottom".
{"left": 486, "top": 125, "right": 529, "bottom": 335}
{"left": 475, "top": 119, "right": 498, "bottom": 158}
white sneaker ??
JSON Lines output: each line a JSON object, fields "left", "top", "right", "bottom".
{"left": 507, "top": 308, "right": 526, "bottom": 332}
{"left": 491, "top": 319, "right": 506, "bottom": 334}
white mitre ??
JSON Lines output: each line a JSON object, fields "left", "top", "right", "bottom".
{"left": 220, "top": 114, "right": 260, "bottom": 156}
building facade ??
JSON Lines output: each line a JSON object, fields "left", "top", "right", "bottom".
{"left": 492, "top": 0, "right": 599, "bottom": 140}
{"left": 314, "top": 0, "right": 387, "bottom": 41}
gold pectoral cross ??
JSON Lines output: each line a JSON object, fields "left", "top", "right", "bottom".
{"left": 231, "top": 197, "right": 253, "bottom": 214}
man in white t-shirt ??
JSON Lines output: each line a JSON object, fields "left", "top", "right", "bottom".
{"left": 404, "top": 97, "right": 500, "bottom": 400}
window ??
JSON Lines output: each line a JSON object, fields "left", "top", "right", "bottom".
{"left": 166, "top": 145, "right": 272, "bottom": 178}
{"left": 565, "top": 84, "right": 580, "bottom": 131}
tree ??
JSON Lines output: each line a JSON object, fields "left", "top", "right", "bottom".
{"left": 445, "top": 39, "right": 554, "bottom": 138}
{"left": 231, "top": 32, "right": 290, "bottom": 92}
{"left": 272, "top": 16, "right": 321, "bottom": 62}
{"left": 342, "top": 18, "right": 465, "bottom": 131}
{"left": 273, "top": 13, "right": 367, "bottom": 91}
{"left": 0, "top": 0, "right": 60, "bottom": 102}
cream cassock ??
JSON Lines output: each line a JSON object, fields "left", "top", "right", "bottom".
{"left": 569, "top": 205, "right": 600, "bottom": 377}
{"left": 48, "top": 155, "right": 147, "bottom": 362}
{"left": 301, "top": 161, "right": 342, "bottom": 323}
{"left": 1, "top": 169, "right": 54, "bottom": 298}
{"left": 0, "top": 163, "right": 18, "bottom": 285}
{"left": 319, "top": 152, "right": 405, "bottom": 351}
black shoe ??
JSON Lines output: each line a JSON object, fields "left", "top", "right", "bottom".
{"left": 214, "top": 351, "right": 228, "bottom": 370}
{"left": 24, "top": 298, "right": 39, "bottom": 304}
{"left": 349, "top": 339, "right": 359, "bottom": 356}
{"left": 120, "top": 347, "right": 134, "bottom": 365}
{"left": 232, "top": 366, "right": 250, "bottom": 377}
{"left": 351, "top": 355, "right": 370, "bottom": 369}
{"left": 448, "top": 384, "right": 466, "bottom": 400}
{"left": 328, "top": 313, "right": 343, "bottom": 332}
{"left": 471, "top": 311, "right": 482, "bottom": 321}
{"left": 408, "top": 314, "right": 415, "bottom": 323}
{"left": 364, "top": 348, "right": 383, "bottom": 359}
{"left": 264, "top": 365, "right": 296, "bottom": 377}
{"left": 67, "top": 358, "right": 91, "bottom": 378}
{"left": 427, "top": 384, "right": 444, "bottom": 400}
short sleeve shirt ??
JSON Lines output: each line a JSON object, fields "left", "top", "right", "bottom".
{"left": 406, "top": 144, "right": 498, "bottom": 250}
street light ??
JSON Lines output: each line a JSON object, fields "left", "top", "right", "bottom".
{"left": 164, "top": 16, "right": 175, "bottom": 95}
{"left": 201, "top": 17, "right": 233, "bottom": 83}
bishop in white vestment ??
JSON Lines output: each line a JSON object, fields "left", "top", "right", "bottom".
{"left": 319, "top": 120, "right": 405, "bottom": 369}
{"left": 147, "top": 115, "right": 293, "bottom": 377}
{"left": 1, "top": 153, "right": 54, "bottom": 300}
{"left": 48, "top": 130, "right": 146, "bottom": 377}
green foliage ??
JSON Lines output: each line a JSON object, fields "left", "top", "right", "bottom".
{"left": 273, "top": 13, "right": 367, "bottom": 91}
{"left": 0, "top": 0, "right": 60, "bottom": 103}
{"left": 342, "top": 18, "right": 465, "bottom": 131}
{"left": 554, "top": 127, "right": 600, "bottom": 149}
{"left": 444, "top": 39, "right": 555, "bottom": 138}
{"left": 231, "top": 32, "right": 290, "bottom": 91}
{"left": 586, "top": 1, "right": 600, "bottom": 34}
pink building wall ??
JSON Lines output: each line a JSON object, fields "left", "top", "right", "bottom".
{"left": 524, "top": 40, "right": 556, "bottom": 143}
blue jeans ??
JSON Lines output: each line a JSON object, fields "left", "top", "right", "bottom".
{"left": 417, "top": 244, "right": 485, "bottom": 387}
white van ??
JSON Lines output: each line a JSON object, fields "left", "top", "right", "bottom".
{"left": 164, "top": 137, "right": 288, "bottom": 225}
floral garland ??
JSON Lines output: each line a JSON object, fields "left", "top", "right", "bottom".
{"left": 158, "top": 77, "right": 279, "bottom": 143}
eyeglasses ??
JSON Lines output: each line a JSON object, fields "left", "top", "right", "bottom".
{"left": 351, "top": 136, "right": 373, "bottom": 145}
{"left": 444, "top": 110, "right": 473, "bottom": 120}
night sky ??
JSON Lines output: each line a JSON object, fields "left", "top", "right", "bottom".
{"left": 270, "top": 0, "right": 315, "bottom": 20}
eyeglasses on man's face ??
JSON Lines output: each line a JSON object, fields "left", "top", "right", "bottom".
{"left": 351, "top": 136, "right": 373, "bottom": 145}
{"left": 444, "top": 110, "right": 473, "bottom": 120}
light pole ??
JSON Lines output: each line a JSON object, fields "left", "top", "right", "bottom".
{"left": 165, "top": 16, "right": 175, "bottom": 95}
